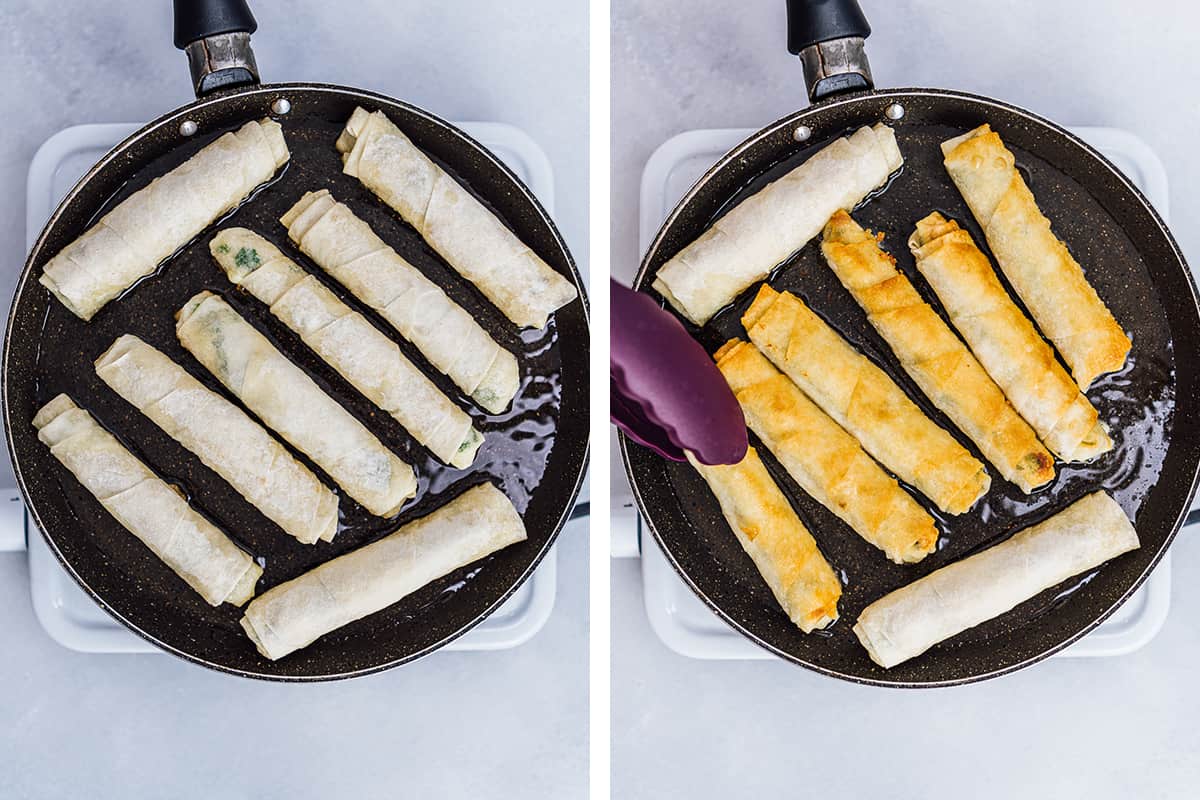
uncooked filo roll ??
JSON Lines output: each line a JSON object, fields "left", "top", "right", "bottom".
{"left": 688, "top": 448, "right": 841, "bottom": 632}
{"left": 176, "top": 291, "right": 416, "bottom": 517}
{"left": 241, "top": 482, "right": 527, "bottom": 660}
{"left": 33, "top": 394, "right": 261, "bottom": 606}
{"left": 908, "top": 212, "right": 1112, "bottom": 462}
{"left": 40, "top": 119, "right": 289, "bottom": 320}
{"left": 854, "top": 491, "right": 1139, "bottom": 668}
{"left": 715, "top": 339, "right": 938, "bottom": 564}
{"left": 210, "top": 228, "right": 483, "bottom": 467}
{"left": 95, "top": 334, "right": 339, "bottom": 544}
{"left": 941, "top": 125, "right": 1131, "bottom": 389}
{"left": 337, "top": 107, "right": 577, "bottom": 329}
{"left": 653, "top": 124, "right": 903, "bottom": 325}
{"left": 819, "top": 211, "right": 1055, "bottom": 493}
{"left": 280, "top": 190, "right": 519, "bottom": 414}
{"left": 742, "top": 285, "right": 989, "bottom": 515}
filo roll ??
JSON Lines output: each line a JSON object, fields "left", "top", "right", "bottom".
{"left": 941, "top": 125, "right": 1131, "bottom": 389}
{"left": 908, "top": 212, "right": 1112, "bottom": 462}
{"left": 854, "top": 491, "right": 1139, "bottom": 668}
{"left": 337, "top": 107, "right": 577, "bottom": 329}
{"left": 33, "top": 394, "right": 261, "bottom": 606}
{"left": 715, "top": 339, "right": 938, "bottom": 564}
{"left": 241, "top": 482, "right": 526, "bottom": 660}
{"left": 281, "top": 190, "right": 519, "bottom": 413}
{"left": 819, "top": 211, "right": 1055, "bottom": 493}
{"left": 688, "top": 448, "right": 841, "bottom": 633}
{"left": 652, "top": 124, "right": 903, "bottom": 325}
{"left": 176, "top": 291, "right": 416, "bottom": 517}
{"left": 95, "top": 334, "right": 339, "bottom": 544}
{"left": 210, "top": 228, "right": 483, "bottom": 467}
{"left": 40, "top": 119, "right": 289, "bottom": 320}
{"left": 743, "top": 284, "right": 989, "bottom": 514}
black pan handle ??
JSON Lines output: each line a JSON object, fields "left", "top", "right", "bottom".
{"left": 785, "top": 0, "right": 874, "bottom": 103}
{"left": 172, "top": 0, "right": 261, "bottom": 97}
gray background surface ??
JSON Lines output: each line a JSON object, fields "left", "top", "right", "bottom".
{"left": 611, "top": 1, "right": 1200, "bottom": 798}
{"left": 0, "top": 2, "right": 588, "bottom": 798}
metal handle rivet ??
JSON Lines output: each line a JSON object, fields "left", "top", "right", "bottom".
{"left": 793, "top": 125, "right": 812, "bottom": 142}
{"left": 271, "top": 98, "right": 292, "bottom": 116}
{"left": 179, "top": 120, "right": 199, "bottom": 137}
{"left": 885, "top": 103, "right": 905, "bottom": 121}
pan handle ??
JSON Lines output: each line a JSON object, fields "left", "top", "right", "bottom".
{"left": 172, "top": 0, "right": 261, "bottom": 97}
{"left": 785, "top": 0, "right": 874, "bottom": 103}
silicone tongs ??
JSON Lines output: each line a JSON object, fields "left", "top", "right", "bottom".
{"left": 610, "top": 279, "right": 748, "bottom": 465}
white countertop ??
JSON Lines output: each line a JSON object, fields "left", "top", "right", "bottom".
{"left": 612, "top": 1, "right": 1200, "bottom": 797}
{"left": 0, "top": 2, "right": 587, "bottom": 798}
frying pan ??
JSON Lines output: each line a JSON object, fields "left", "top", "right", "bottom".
{"left": 3, "top": 0, "right": 589, "bottom": 680}
{"left": 622, "top": 0, "right": 1200, "bottom": 687}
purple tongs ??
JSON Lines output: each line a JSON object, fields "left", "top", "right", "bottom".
{"left": 610, "top": 279, "right": 748, "bottom": 465}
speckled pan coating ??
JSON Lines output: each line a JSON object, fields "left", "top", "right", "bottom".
{"left": 626, "top": 88, "right": 1200, "bottom": 688}
{"left": 5, "top": 83, "right": 589, "bottom": 681}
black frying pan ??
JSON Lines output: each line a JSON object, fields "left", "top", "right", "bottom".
{"left": 3, "top": 0, "right": 588, "bottom": 680}
{"left": 622, "top": 0, "right": 1200, "bottom": 687}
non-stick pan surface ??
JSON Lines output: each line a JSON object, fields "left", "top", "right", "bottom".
{"left": 625, "top": 88, "right": 1200, "bottom": 687}
{"left": 6, "top": 83, "right": 589, "bottom": 680}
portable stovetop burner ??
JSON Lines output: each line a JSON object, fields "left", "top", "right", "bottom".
{"left": 1, "top": 120, "right": 580, "bottom": 655}
{"left": 615, "top": 124, "right": 1195, "bottom": 662}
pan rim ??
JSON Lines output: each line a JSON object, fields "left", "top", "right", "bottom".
{"left": 628, "top": 85, "right": 1200, "bottom": 688}
{"left": 5, "top": 81, "right": 590, "bottom": 681}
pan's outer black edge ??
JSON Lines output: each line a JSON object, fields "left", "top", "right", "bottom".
{"left": 5, "top": 82, "right": 590, "bottom": 682}
{"left": 627, "top": 86, "right": 1200, "bottom": 689}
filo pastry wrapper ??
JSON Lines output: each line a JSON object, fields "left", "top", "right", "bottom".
{"left": 33, "top": 394, "right": 261, "bottom": 606}
{"left": 743, "top": 285, "right": 989, "bottom": 514}
{"left": 281, "top": 190, "right": 519, "bottom": 414}
{"left": 715, "top": 339, "right": 938, "bottom": 564}
{"left": 854, "top": 491, "right": 1139, "bottom": 668}
{"left": 95, "top": 334, "right": 338, "bottom": 544}
{"left": 176, "top": 291, "right": 416, "bottom": 517}
{"left": 941, "top": 125, "right": 1131, "bottom": 389}
{"left": 688, "top": 448, "right": 840, "bottom": 632}
{"left": 908, "top": 213, "right": 1112, "bottom": 462}
{"left": 652, "top": 123, "right": 903, "bottom": 325}
{"left": 210, "top": 228, "right": 483, "bottom": 468}
{"left": 337, "top": 107, "right": 577, "bottom": 329}
{"left": 40, "top": 119, "right": 289, "bottom": 321}
{"left": 819, "top": 211, "right": 1055, "bottom": 493}
{"left": 241, "top": 482, "right": 527, "bottom": 660}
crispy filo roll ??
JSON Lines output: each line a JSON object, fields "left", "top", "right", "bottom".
{"left": 909, "top": 212, "right": 1112, "bottom": 462}
{"left": 176, "top": 291, "right": 417, "bottom": 517}
{"left": 95, "top": 334, "right": 339, "bottom": 544}
{"left": 820, "top": 211, "right": 1055, "bottom": 493}
{"left": 40, "top": 119, "right": 289, "bottom": 321}
{"left": 688, "top": 448, "right": 841, "bottom": 632}
{"left": 33, "top": 394, "right": 261, "bottom": 606}
{"left": 941, "top": 125, "right": 1131, "bottom": 389}
{"left": 854, "top": 491, "right": 1139, "bottom": 668}
{"left": 652, "top": 124, "right": 903, "bottom": 325}
{"left": 210, "top": 228, "right": 483, "bottom": 468}
{"left": 337, "top": 107, "right": 577, "bottom": 329}
{"left": 743, "top": 285, "right": 989, "bottom": 514}
{"left": 715, "top": 339, "right": 938, "bottom": 564}
{"left": 280, "top": 189, "right": 519, "bottom": 413}
{"left": 241, "top": 482, "right": 527, "bottom": 660}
